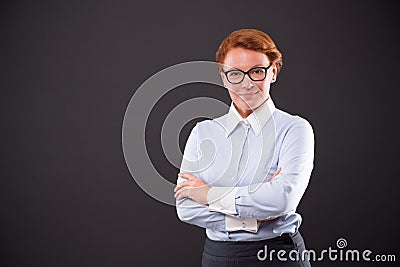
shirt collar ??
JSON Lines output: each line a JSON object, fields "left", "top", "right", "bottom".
{"left": 225, "top": 97, "right": 276, "bottom": 137}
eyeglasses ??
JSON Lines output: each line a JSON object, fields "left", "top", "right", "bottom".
{"left": 223, "top": 64, "right": 272, "bottom": 84}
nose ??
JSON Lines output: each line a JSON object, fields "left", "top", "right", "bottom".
{"left": 241, "top": 75, "right": 254, "bottom": 89}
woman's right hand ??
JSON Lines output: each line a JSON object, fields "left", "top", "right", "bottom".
{"left": 270, "top": 167, "right": 281, "bottom": 182}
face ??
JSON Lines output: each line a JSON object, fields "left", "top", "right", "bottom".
{"left": 221, "top": 47, "right": 277, "bottom": 116}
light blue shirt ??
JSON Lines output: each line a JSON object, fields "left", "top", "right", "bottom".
{"left": 176, "top": 97, "right": 314, "bottom": 241}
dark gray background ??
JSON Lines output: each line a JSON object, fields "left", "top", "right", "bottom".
{"left": 1, "top": 0, "right": 399, "bottom": 266}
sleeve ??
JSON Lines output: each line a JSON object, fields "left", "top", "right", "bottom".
{"left": 176, "top": 123, "right": 259, "bottom": 233}
{"left": 206, "top": 119, "right": 314, "bottom": 220}
{"left": 175, "top": 124, "right": 226, "bottom": 231}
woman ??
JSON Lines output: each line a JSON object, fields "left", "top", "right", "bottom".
{"left": 174, "top": 29, "right": 314, "bottom": 266}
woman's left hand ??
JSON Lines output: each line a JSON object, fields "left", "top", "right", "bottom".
{"left": 174, "top": 173, "right": 210, "bottom": 205}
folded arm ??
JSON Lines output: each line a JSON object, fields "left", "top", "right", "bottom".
{"left": 207, "top": 119, "right": 314, "bottom": 219}
{"left": 175, "top": 124, "right": 259, "bottom": 232}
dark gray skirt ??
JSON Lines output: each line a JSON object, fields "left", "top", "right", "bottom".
{"left": 202, "top": 231, "right": 311, "bottom": 267}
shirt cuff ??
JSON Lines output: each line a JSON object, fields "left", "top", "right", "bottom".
{"left": 207, "top": 187, "right": 238, "bottom": 215}
{"left": 225, "top": 215, "right": 258, "bottom": 233}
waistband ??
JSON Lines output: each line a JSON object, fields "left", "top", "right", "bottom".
{"left": 204, "top": 231, "right": 300, "bottom": 258}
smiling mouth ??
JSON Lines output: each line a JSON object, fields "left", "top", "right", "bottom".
{"left": 238, "top": 91, "right": 260, "bottom": 96}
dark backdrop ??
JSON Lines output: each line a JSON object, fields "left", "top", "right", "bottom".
{"left": 1, "top": 1, "right": 399, "bottom": 266}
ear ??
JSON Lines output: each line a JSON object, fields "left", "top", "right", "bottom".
{"left": 219, "top": 71, "right": 228, "bottom": 87}
{"left": 270, "top": 64, "right": 278, "bottom": 84}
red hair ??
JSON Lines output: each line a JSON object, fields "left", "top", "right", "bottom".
{"left": 216, "top": 29, "right": 283, "bottom": 72}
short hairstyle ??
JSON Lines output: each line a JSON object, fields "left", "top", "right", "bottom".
{"left": 216, "top": 29, "right": 283, "bottom": 73}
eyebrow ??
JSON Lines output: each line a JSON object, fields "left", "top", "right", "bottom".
{"left": 224, "top": 64, "right": 265, "bottom": 72}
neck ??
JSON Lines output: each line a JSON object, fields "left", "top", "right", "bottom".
{"left": 234, "top": 97, "right": 269, "bottom": 118}
{"left": 235, "top": 105, "right": 253, "bottom": 118}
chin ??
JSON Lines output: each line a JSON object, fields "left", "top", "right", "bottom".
{"left": 238, "top": 97, "right": 265, "bottom": 111}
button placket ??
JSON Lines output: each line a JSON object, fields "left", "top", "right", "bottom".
{"left": 236, "top": 124, "right": 250, "bottom": 181}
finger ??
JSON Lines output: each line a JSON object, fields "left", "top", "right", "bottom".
{"left": 179, "top": 172, "right": 200, "bottom": 181}
{"left": 271, "top": 167, "right": 282, "bottom": 181}
{"left": 274, "top": 167, "right": 282, "bottom": 176}
{"left": 178, "top": 173, "right": 195, "bottom": 180}
{"left": 174, "top": 188, "right": 186, "bottom": 200}
{"left": 174, "top": 181, "right": 191, "bottom": 192}
{"left": 175, "top": 192, "right": 184, "bottom": 200}
{"left": 175, "top": 187, "right": 191, "bottom": 200}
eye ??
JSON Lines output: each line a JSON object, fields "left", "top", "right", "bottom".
{"left": 250, "top": 68, "right": 266, "bottom": 75}
{"left": 227, "top": 71, "right": 242, "bottom": 77}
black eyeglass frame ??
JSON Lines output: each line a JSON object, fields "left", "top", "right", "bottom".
{"left": 223, "top": 64, "right": 272, "bottom": 84}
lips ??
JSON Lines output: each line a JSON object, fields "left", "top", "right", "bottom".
{"left": 238, "top": 91, "right": 260, "bottom": 97}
